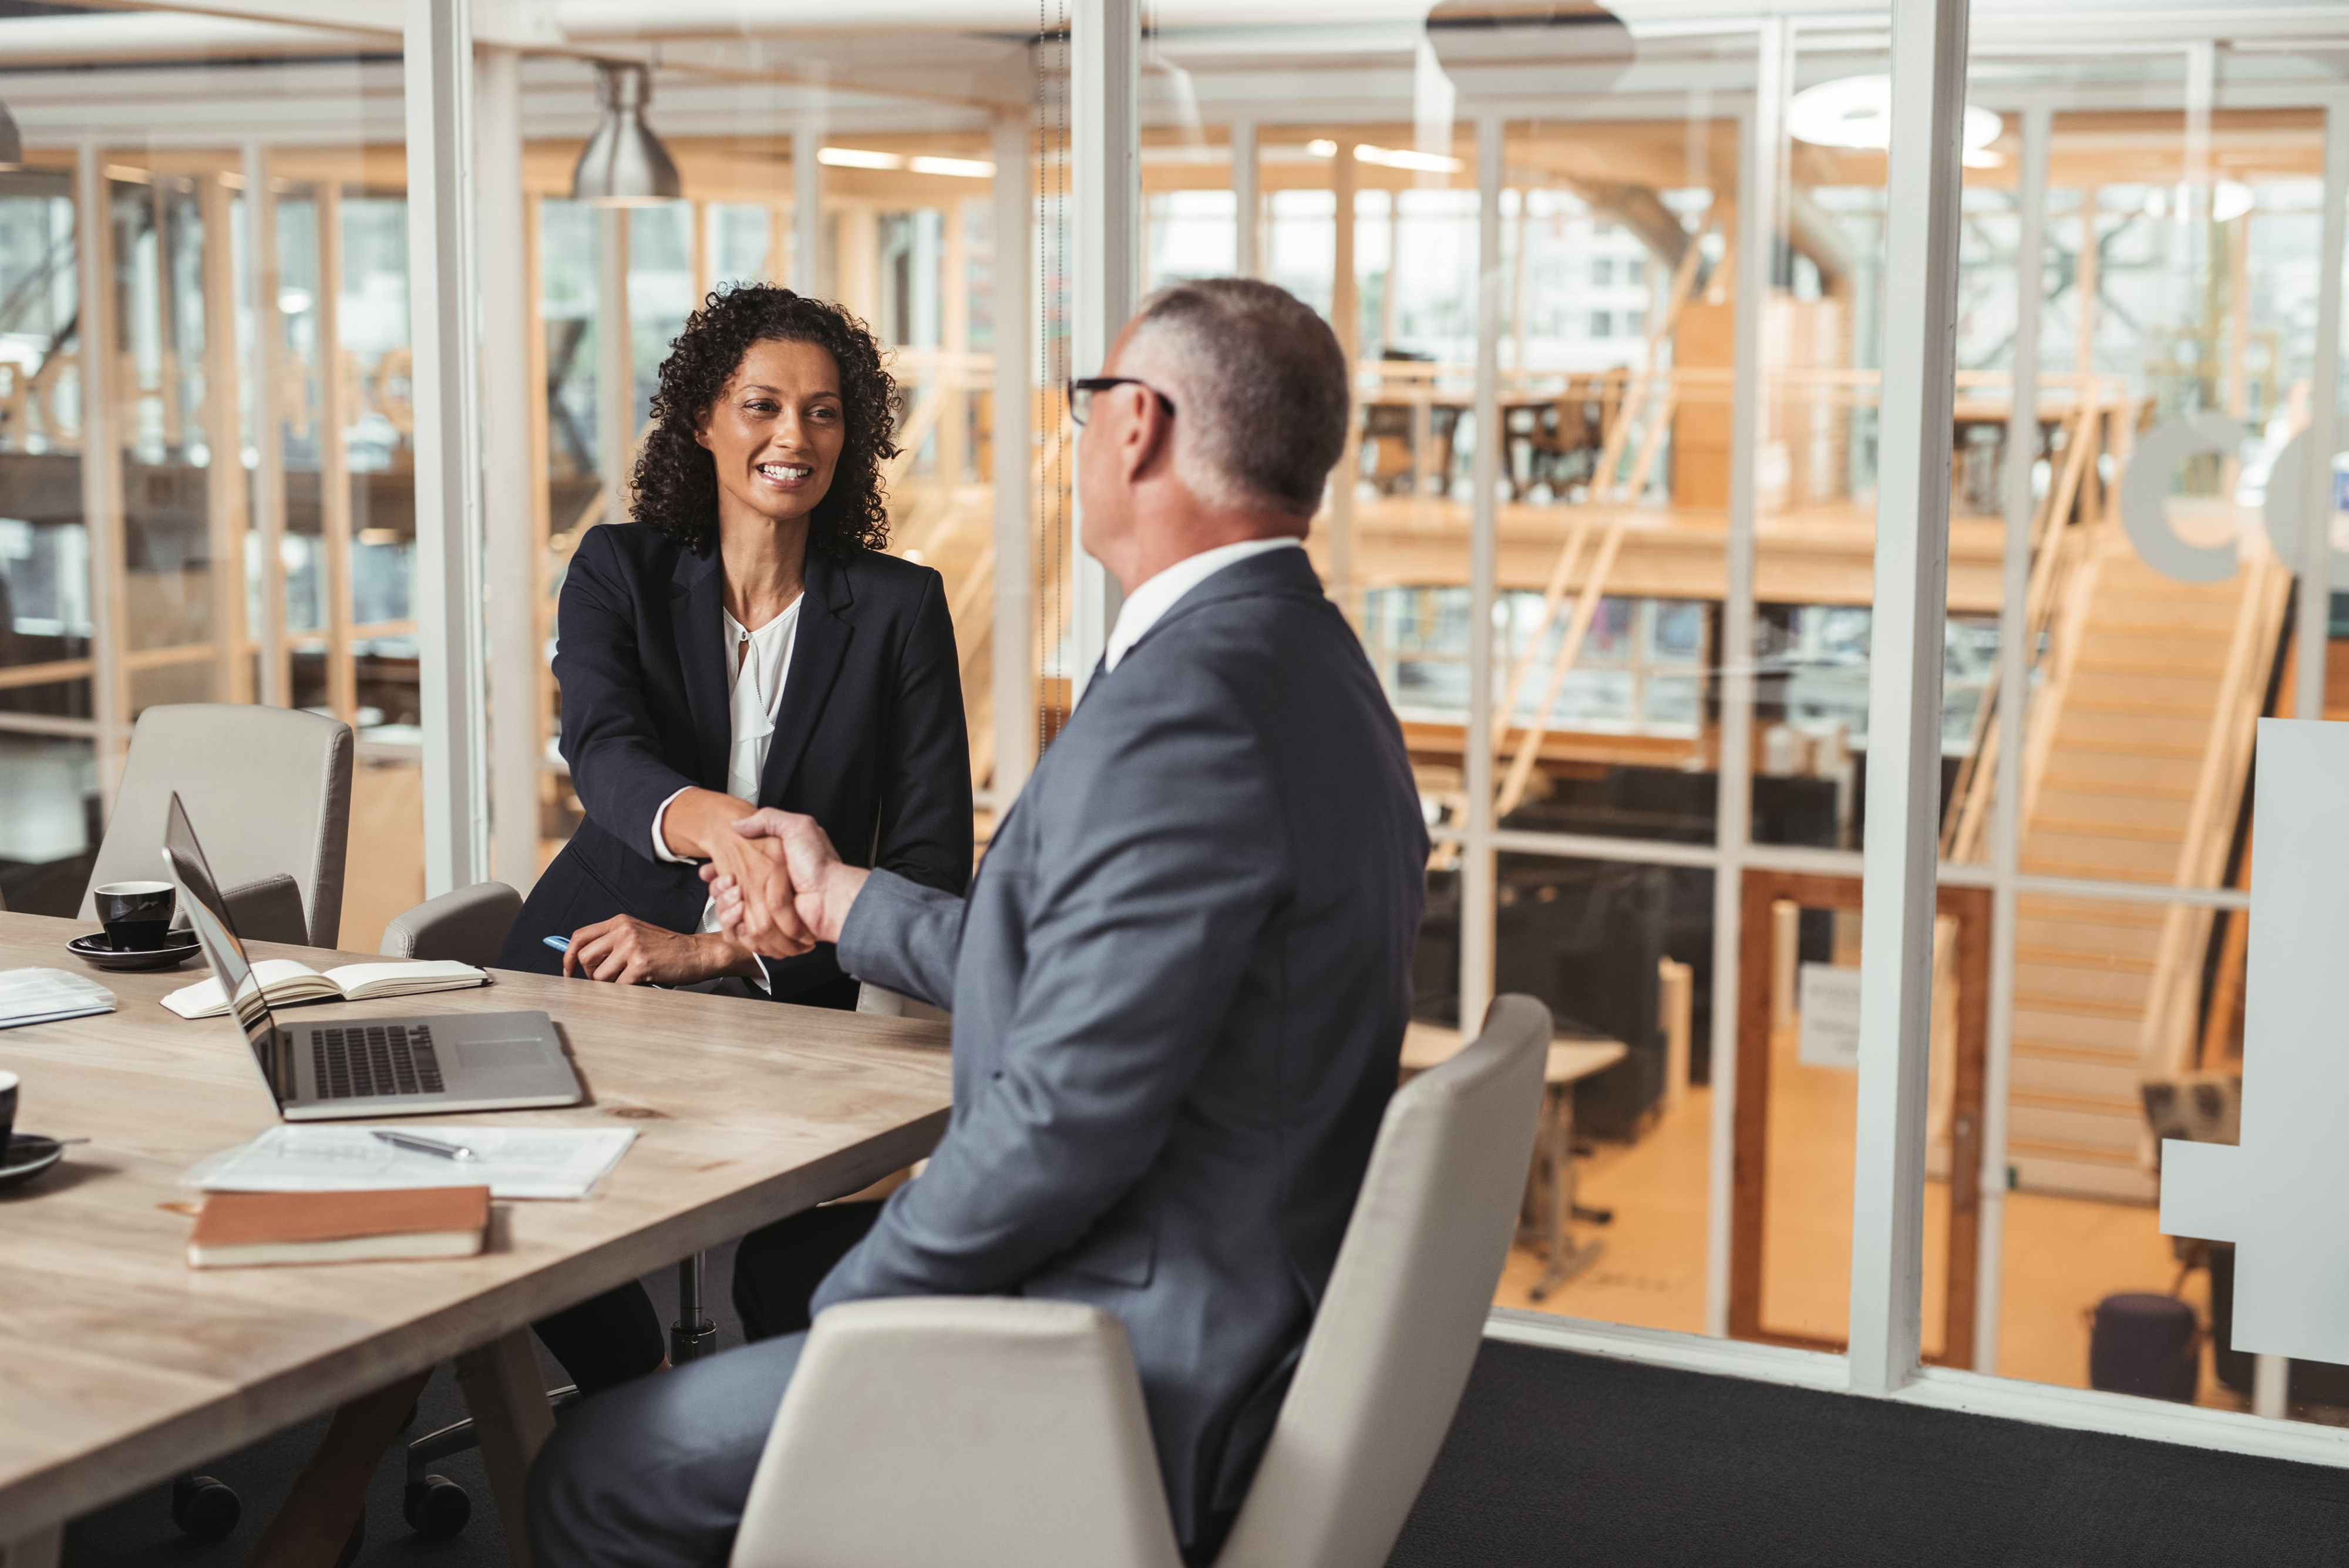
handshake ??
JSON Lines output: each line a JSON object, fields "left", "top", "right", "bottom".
{"left": 698, "top": 809, "right": 871, "bottom": 960}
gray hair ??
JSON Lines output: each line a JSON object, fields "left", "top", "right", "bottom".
{"left": 1121, "top": 278, "right": 1350, "bottom": 516}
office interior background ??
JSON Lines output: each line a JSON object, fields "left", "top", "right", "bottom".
{"left": 3, "top": 0, "right": 2348, "bottom": 1478}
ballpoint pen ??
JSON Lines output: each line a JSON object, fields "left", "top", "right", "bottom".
{"left": 544, "top": 934, "right": 570, "bottom": 953}
{"left": 370, "top": 1129, "right": 477, "bottom": 1162}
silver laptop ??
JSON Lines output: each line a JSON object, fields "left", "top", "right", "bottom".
{"left": 162, "top": 792, "right": 583, "bottom": 1121}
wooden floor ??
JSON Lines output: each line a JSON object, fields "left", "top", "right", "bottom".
{"left": 341, "top": 757, "right": 425, "bottom": 954}
{"left": 1496, "top": 1020, "right": 2232, "bottom": 1405}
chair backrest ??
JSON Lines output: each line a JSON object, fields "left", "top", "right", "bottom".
{"left": 79, "top": 705, "right": 353, "bottom": 949}
{"left": 379, "top": 881, "right": 521, "bottom": 965}
{"left": 732, "top": 1297, "right": 1184, "bottom": 1568}
{"left": 1215, "top": 993, "right": 1550, "bottom": 1568}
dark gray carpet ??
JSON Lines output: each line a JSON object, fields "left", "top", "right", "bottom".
{"left": 1388, "top": 1340, "right": 2349, "bottom": 1568}
{"left": 68, "top": 1308, "right": 2349, "bottom": 1567}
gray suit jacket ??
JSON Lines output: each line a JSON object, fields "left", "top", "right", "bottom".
{"left": 816, "top": 546, "right": 1429, "bottom": 1558}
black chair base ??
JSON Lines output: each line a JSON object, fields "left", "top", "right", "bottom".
{"left": 400, "top": 1384, "right": 581, "bottom": 1537}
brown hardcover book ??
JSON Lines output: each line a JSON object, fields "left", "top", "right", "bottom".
{"left": 187, "top": 1186, "right": 490, "bottom": 1268}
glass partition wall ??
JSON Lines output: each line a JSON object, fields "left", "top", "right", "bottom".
{"left": 1934, "top": 40, "right": 2348, "bottom": 1422}
{"left": 0, "top": 46, "right": 422, "bottom": 943}
{"left": 6, "top": 0, "right": 2349, "bottom": 1478}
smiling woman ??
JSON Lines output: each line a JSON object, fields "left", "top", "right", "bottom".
{"left": 634, "top": 287, "right": 903, "bottom": 560}
{"left": 486, "top": 283, "right": 975, "bottom": 1397}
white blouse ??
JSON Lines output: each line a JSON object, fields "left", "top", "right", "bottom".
{"left": 651, "top": 595, "right": 804, "bottom": 941}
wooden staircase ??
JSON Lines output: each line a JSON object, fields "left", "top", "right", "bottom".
{"left": 1998, "top": 531, "right": 2286, "bottom": 1199}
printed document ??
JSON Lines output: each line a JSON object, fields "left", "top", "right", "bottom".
{"left": 184, "top": 1125, "right": 636, "bottom": 1200}
{"left": 0, "top": 967, "right": 116, "bottom": 1029}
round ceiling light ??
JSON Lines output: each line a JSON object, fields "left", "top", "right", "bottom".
{"left": 1788, "top": 75, "right": 2002, "bottom": 163}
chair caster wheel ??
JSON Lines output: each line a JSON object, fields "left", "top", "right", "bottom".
{"left": 170, "top": 1473, "right": 241, "bottom": 1540}
{"left": 403, "top": 1474, "right": 472, "bottom": 1539}
{"left": 335, "top": 1512, "right": 365, "bottom": 1568}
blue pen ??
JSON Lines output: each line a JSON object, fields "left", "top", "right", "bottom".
{"left": 543, "top": 934, "right": 570, "bottom": 953}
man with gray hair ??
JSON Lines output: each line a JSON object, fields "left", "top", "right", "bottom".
{"left": 529, "top": 278, "right": 1430, "bottom": 1568}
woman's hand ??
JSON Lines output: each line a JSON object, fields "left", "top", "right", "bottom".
{"left": 562, "top": 915, "right": 760, "bottom": 986}
{"left": 660, "top": 789, "right": 807, "bottom": 957}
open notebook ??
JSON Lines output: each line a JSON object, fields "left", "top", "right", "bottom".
{"left": 161, "top": 958, "right": 490, "bottom": 1021}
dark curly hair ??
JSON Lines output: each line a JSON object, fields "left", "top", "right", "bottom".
{"left": 630, "top": 284, "right": 900, "bottom": 562}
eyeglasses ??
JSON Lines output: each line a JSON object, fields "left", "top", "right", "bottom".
{"left": 1068, "top": 377, "right": 1177, "bottom": 427}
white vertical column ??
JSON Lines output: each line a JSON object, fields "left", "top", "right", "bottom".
{"left": 992, "top": 110, "right": 1036, "bottom": 802}
{"left": 317, "top": 183, "right": 357, "bottom": 722}
{"left": 2296, "top": 103, "right": 2347, "bottom": 724}
{"left": 792, "top": 112, "right": 823, "bottom": 296}
{"left": 1705, "top": 21, "right": 1783, "bottom": 1341}
{"left": 1461, "top": 114, "right": 1503, "bottom": 1038}
{"left": 1978, "top": 100, "right": 2050, "bottom": 1373}
{"left": 405, "top": 0, "right": 491, "bottom": 895}
{"left": 2182, "top": 42, "right": 2215, "bottom": 328}
{"left": 244, "top": 140, "right": 288, "bottom": 709}
{"left": 199, "top": 173, "right": 249, "bottom": 705}
{"left": 1068, "top": 0, "right": 1137, "bottom": 703}
{"left": 1230, "top": 120, "right": 1259, "bottom": 279}
{"left": 479, "top": 45, "right": 541, "bottom": 894}
{"left": 74, "top": 142, "right": 128, "bottom": 806}
{"left": 596, "top": 210, "right": 631, "bottom": 517}
{"left": 1847, "top": 0, "right": 1971, "bottom": 1397}
{"left": 1328, "top": 142, "right": 1359, "bottom": 619}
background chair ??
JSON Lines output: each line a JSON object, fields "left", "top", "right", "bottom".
{"left": 728, "top": 993, "right": 1553, "bottom": 1568}
{"left": 80, "top": 704, "right": 352, "bottom": 948}
{"left": 378, "top": 881, "right": 523, "bottom": 963}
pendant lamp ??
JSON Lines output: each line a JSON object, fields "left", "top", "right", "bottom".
{"left": 571, "top": 61, "right": 681, "bottom": 206}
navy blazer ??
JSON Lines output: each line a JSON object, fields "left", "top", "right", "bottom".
{"left": 821, "top": 548, "right": 1429, "bottom": 1557}
{"left": 499, "top": 521, "right": 973, "bottom": 1002}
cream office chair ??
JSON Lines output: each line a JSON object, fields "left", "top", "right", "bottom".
{"left": 81, "top": 704, "right": 353, "bottom": 947}
{"left": 729, "top": 993, "right": 1553, "bottom": 1568}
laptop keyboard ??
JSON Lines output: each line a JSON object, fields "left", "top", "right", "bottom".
{"left": 310, "top": 1024, "right": 444, "bottom": 1099}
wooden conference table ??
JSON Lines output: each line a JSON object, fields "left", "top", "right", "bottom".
{"left": 0, "top": 911, "right": 952, "bottom": 1566}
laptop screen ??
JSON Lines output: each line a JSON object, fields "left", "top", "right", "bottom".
{"left": 161, "top": 792, "right": 286, "bottom": 1099}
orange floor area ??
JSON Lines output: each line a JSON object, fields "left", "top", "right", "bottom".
{"left": 1496, "top": 1030, "right": 2226, "bottom": 1404}
{"left": 338, "top": 758, "right": 426, "bottom": 954}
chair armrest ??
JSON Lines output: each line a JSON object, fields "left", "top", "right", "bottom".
{"left": 220, "top": 873, "right": 308, "bottom": 947}
{"left": 379, "top": 881, "right": 521, "bottom": 964}
{"left": 729, "top": 1297, "right": 1182, "bottom": 1568}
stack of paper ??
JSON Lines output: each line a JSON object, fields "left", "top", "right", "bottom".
{"left": 183, "top": 1124, "right": 637, "bottom": 1200}
{"left": 0, "top": 967, "right": 117, "bottom": 1029}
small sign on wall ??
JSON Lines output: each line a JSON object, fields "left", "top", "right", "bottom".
{"left": 1798, "top": 962, "right": 1862, "bottom": 1069}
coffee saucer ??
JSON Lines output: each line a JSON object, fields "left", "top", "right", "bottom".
{"left": 0, "top": 1134, "right": 63, "bottom": 1190}
{"left": 68, "top": 931, "right": 201, "bottom": 973}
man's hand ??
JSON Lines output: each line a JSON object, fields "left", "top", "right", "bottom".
{"left": 702, "top": 809, "right": 868, "bottom": 954}
{"left": 561, "top": 914, "right": 762, "bottom": 985}
{"left": 660, "top": 788, "right": 800, "bottom": 953}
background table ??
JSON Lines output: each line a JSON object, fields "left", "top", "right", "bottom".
{"left": 0, "top": 911, "right": 951, "bottom": 1565}
{"left": 1404, "top": 1021, "right": 1627, "bottom": 1298}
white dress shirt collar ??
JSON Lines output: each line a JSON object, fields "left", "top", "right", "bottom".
{"left": 1103, "top": 536, "right": 1303, "bottom": 672}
